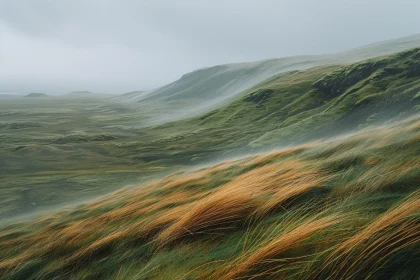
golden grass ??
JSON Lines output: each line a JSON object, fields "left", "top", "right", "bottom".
{"left": 350, "top": 160, "right": 420, "bottom": 192}
{"left": 317, "top": 191, "right": 420, "bottom": 280}
{"left": 253, "top": 164, "right": 328, "bottom": 218}
{"left": 69, "top": 231, "right": 125, "bottom": 263}
{"left": 217, "top": 214, "right": 342, "bottom": 280}
{"left": 155, "top": 160, "right": 328, "bottom": 247}
{"left": 156, "top": 187, "right": 256, "bottom": 246}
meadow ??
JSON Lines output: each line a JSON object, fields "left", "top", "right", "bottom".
{"left": 0, "top": 115, "right": 418, "bottom": 279}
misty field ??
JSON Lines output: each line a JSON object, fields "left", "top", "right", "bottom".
{"left": 0, "top": 115, "right": 419, "bottom": 279}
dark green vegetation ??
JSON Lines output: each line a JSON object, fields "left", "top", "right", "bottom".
{"left": 119, "top": 33, "right": 420, "bottom": 124}
{"left": 180, "top": 48, "right": 420, "bottom": 148}
{"left": 0, "top": 116, "right": 419, "bottom": 279}
{"left": 1, "top": 48, "right": 419, "bottom": 222}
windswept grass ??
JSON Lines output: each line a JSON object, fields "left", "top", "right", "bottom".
{"left": 0, "top": 116, "right": 419, "bottom": 279}
{"left": 313, "top": 191, "right": 420, "bottom": 280}
{"left": 217, "top": 214, "right": 343, "bottom": 280}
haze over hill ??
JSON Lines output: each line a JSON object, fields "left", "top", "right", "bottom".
{"left": 115, "top": 34, "right": 420, "bottom": 125}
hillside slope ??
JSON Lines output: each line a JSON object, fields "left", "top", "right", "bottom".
{"left": 0, "top": 115, "right": 419, "bottom": 279}
{"left": 133, "top": 48, "right": 420, "bottom": 162}
{"left": 118, "top": 34, "right": 420, "bottom": 124}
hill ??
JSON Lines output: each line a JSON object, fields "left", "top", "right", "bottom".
{"left": 0, "top": 114, "right": 418, "bottom": 279}
{"left": 129, "top": 48, "right": 420, "bottom": 163}
{"left": 116, "top": 33, "right": 420, "bottom": 125}
{"left": 25, "top": 92, "right": 48, "bottom": 98}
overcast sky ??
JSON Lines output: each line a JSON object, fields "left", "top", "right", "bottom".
{"left": 1, "top": 0, "right": 419, "bottom": 95}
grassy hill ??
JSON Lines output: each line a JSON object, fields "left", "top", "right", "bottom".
{"left": 134, "top": 48, "right": 420, "bottom": 161}
{"left": 117, "top": 34, "right": 420, "bottom": 125}
{"left": 0, "top": 48, "right": 419, "bottom": 222}
{"left": 0, "top": 115, "right": 418, "bottom": 279}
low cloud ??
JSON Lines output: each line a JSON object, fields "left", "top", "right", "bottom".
{"left": 0, "top": 0, "right": 419, "bottom": 94}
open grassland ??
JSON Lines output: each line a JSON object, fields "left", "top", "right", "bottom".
{"left": 0, "top": 97, "right": 175, "bottom": 222}
{"left": 1, "top": 48, "right": 419, "bottom": 221}
{"left": 0, "top": 115, "right": 419, "bottom": 279}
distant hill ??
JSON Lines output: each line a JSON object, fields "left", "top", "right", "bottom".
{"left": 63, "top": 91, "right": 112, "bottom": 98}
{"left": 25, "top": 92, "right": 48, "bottom": 98}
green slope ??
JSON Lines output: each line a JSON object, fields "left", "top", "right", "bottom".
{"left": 142, "top": 48, "right": 420, "bottom": 154}
{"left": 117, "top": 33, "right": 420, "bottom": 125}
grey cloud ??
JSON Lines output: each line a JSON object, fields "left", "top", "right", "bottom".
{"left": 0, "top": 0, "right": 419, "bottom": 94}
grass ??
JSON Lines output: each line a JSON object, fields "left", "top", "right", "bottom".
{"left": 0, "top": 114, "right": 418, "bottom": 279}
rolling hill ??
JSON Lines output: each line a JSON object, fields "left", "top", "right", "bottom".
{"left": 115, "top": 34, "right": 420, "bottom": 125}
{"left": 131, "top": 48, "right": 420, "bottom": 162}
